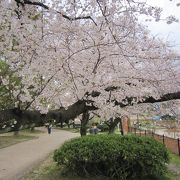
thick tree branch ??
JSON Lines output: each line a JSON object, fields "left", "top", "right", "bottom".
{"left": 47, "top": 100, "right": 98, "bottom": 124}
{"left": 114, "top": 91, "right": 180, "bottom": 107}
{"left": 16, "top": 0, "right": 49, "bottom": 9}
{"left": 0, "top": 89, "right": 179, "bottom": 131}
{"left": 14, "top": 0, "right": 97, "bottom": 25}
{"left": 0, "top": 100, "right": 98, "bottom": 128}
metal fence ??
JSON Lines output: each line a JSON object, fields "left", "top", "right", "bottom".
{"left": 129, "top": 127, "right": 180, "bottom": 156}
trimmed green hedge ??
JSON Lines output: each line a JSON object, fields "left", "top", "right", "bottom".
{"left": 54, "top": 134, "right": 169, "bottom": 179}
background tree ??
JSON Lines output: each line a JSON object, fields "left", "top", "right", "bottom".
{"left": 0, "top": 60, "right": 21, "bottom": 109}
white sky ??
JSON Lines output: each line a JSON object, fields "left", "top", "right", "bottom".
{"left": 140, "top": 0, "right": 180, "bottom": 53}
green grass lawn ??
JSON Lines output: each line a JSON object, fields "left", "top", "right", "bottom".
{"left": 169, "top": 152, "right": 180, "bottom": 166}
{"left": 0, "top": 135, "right": 37, "bottom": 149}
{"left": 21, "top": 129, "right": 45, "bottom": 135}
{"left": 0, "top": 129, "right": 44, "bottom": 149}
{"left": 57, "top": 127, "right": 80, "bottom": 133}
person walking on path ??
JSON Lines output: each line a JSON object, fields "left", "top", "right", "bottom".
{"left": 47, "top": 124, "right": 52, "bottom": 134}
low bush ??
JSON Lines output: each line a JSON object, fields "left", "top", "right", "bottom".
{"left": 54, "top": 134, "right": 169, "bottom": 179}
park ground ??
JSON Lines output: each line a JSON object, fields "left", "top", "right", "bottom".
{"left": 0, "top": 128, "right": 180, "bottom": 180}
{"left": 21, "top": 153, "right": 180, "bottom": 180}
{"left": 0, "top": 128, "right": 78, "bottom": 180}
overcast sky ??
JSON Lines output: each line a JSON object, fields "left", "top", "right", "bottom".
{"left": 45, "top": 0, "right": 180, "bottom": 53}
{"left": 140, "top": 0, "right": 180, "bottom": 54}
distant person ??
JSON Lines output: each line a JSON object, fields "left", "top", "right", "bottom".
{"left": 89, "top": 123, "right": 99, "bottom": 134}
{"left": 47, "top": 124, "right": 52, "bottom": 134}
{"left": 93, "top": 124, "right": 99, "bottom": 134}
{"left": 89, "top": 125, "right": 94, "bottom": 134}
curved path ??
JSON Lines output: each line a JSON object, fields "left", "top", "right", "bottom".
{"left": 0, "top": 129, "right": 79, "bottom": 180}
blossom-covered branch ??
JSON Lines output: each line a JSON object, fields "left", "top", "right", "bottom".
{"left": 114, "top": 92, "right": 180, "bottom": 107}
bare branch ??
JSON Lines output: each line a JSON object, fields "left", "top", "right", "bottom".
{"left": 14, "top": 0, "right": 97, "bottom": 25}
{"left": 24, "top": 75, "right": 55, "bottom": 110}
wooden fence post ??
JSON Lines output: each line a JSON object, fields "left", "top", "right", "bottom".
{"left": 163, "top": 135, "right": 165, "bottom": 144}
{"left": 178, "top": 138, "right": 180, "bottom": 156}
{"left": 152, "top": 131, "right": 154, "bottom": 138}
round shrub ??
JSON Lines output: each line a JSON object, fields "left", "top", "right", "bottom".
{"left": 54, "top": 134, "right": 169, "bottom": 179}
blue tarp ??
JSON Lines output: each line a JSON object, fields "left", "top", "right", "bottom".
{"left": 151, "top": 116, "right": 161, "bottom": 120}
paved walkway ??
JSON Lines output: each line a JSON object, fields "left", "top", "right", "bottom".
{"left": 0, "top": 129, "right": 79, "bottom": 180}
{"left": 168, "top": 163, "right": 180, "bottom": 176}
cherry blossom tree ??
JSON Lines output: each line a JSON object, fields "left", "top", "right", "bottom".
{"left": 0, "top": 0, "right": 180, "bottom": 135}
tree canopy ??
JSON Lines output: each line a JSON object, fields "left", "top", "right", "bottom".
{"left": 0, "top": 0, "right": 179, "bottom": 130}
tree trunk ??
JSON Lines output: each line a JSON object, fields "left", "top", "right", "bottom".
{"left": 108, "top": 120, "right": 116, "bottom": 134}
{"left": 107, "top": 117, "right": 122, "bottom": 134}
{"left": 119, "top": 118, "right": 124, "bottom": 135}
{"left": 60, "top": 121, "right": 63, "bottom": 128}
{"left": 67, "top": 123, "right": 70, "bottom": 128}
{"left": 30, "top": 126, "right": 35, "bottom": 131}
{"left": 108, "top": 123, "right": 118, "bottom": 134}
{"left": 80, "top": 111, "right": 89, "bottom": 136}
{"left": 108, "top": 125, "right": 116, "bottom": 134}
